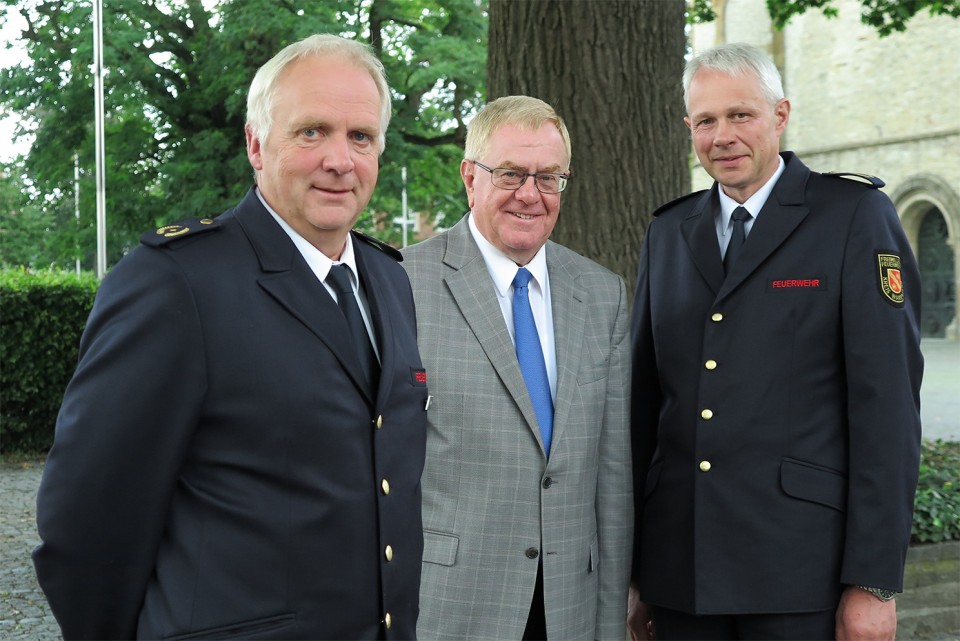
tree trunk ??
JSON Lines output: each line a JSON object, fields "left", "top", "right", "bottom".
{"left": 488, "top": 0, "right": 690, "bottom": 287}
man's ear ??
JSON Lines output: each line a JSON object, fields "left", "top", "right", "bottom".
{"left": 245, "top": 124, "right": 263, "bottom": 171}
{"left": 461, "top": 159, "right": 476, "bottom": 209}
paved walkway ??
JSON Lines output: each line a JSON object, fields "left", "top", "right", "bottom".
{"left": 0, "top": 458, "right": 58, "bottom": 640}
{"left": 1, "top": 339, "right": 956, "bottom": 640}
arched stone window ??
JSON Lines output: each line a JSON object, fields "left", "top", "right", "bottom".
{"left": 893, "top": 175, "right": 959, "bottom": 338}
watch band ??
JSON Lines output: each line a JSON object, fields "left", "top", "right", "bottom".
{"left": 855, "top": 585, "right": 898, "bottom": 601}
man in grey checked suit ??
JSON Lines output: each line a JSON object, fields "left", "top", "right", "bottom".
{"left": 402, "top": 95, "right": 633, "bottom": 641}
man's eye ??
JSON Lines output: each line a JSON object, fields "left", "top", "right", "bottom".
{"left": 537, "top": 174, "right": 558, "bottom": 186}
{"left": 352, "top": 132, "right": 372, "bottom": 143}
{"left": 500, "top": 170, "right": 522, "bottom": 179}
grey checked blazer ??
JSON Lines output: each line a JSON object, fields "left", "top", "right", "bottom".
{"left": 402, "top": 214, "right": 633, "bottom": 641}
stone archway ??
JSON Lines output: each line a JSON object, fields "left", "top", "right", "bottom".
{"left": 893, "top": 175, "right": 960, "bottom": 338}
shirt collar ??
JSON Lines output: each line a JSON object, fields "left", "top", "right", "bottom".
{"left": 717, "top": 154, "right": 785, "bottom": 230}
{"left": 257, "top": 188, "right": 359, "bottom": 286}
{"left": 468, "top": 212, "right": 548, "bottom": 297}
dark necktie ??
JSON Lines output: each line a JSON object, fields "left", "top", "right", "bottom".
{"left": 512, "top": 267, "right": 554, "bottom": 456}
{"left": 326, "top": 264, "right": 379, "bottom": 392}
{"left": 723, "top": 206, "right": 752, "bottom": 274}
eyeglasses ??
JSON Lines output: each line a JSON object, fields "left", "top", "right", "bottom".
{"left": 471, "top": 161, "right": 570, "bottom": 194}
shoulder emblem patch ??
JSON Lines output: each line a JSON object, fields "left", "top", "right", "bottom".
{"left": 876, "top": 252, "right": 905, "bottom": 307}
{"left": 141, "top": 217, "right": 220, "bottom": 247}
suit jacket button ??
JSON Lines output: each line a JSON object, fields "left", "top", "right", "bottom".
{"left": 542, "top": 476, "right": 554, "bottom": 489}
{"left": 381, "top": 479, "right": 390, "bottom": 495}
{"left": 525, "top": 547, "right": 539, "bottom": 559}
{"left": 705, "top": 359, "right": 717, "bottom": 370}
{"left": 384, "top": 613, "right": 392, "bottom": 629}
{"left": 711, "top": 313, "right": 723, "bottom": 322}
{"left": 699, "top": 460, "right": 712, "bottom": 472}
{"left": 385, "top": 544, "right": 394, "bottom": 561}
{"left": 701, "top": 409, "right": 714, "bottom": 420}
{"left": 375, "top": 415, "right": 383, "bottom": 429}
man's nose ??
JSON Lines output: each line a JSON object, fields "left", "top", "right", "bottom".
{"left": 322, "top": 135, "right": 356, "bottom": 174}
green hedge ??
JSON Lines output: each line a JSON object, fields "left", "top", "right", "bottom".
{"left": 912, "top": 439, "right": 960, "bottom": 544}
{"left": 0, "top": 269, "right": 98, "bottom": 453}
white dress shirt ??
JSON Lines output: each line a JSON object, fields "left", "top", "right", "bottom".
{"left": 468, "top": 213, "right": 557, "bottom": 402}
{"left": 715, "top": 155, "right": 785, "bottom": 258}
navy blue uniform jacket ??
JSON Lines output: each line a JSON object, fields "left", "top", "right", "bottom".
{"left": 631, "top": 153, "right": 922, "bottom": 614}
{"left": 33, "top": 189, "right": 428, "bottom": 639}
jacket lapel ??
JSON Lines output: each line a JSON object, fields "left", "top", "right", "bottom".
{"left": 354, "top": 238, "right": 394, "bottom": 402}
{"left": 681, "top": 190, "right": 726, "bottom": 296}
{"left": 443, "top": 217, "right": 544, "bottom": 446}
{"left": 234, "top": 191, "right": 373, "bottom": 403}
{"left": 545, "top": 244, "right": 586, "bottom": 452}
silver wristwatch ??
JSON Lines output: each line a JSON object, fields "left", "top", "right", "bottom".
{"left": 855, "top": 585, "right": 898, "bottom": 601}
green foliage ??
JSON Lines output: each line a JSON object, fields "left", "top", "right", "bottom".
{"left": 686, "top": 0, "right": 959, "bottom": 36}
{"left": 0, "top": 268, "right": 98, "bottom": 453}
{"left": 764, "top": 0, "right": 960, "bottom": 36}
{"left": 1, "top": 0, "right": 485, "bottom": 268}
{"left": 912, "top": 439, "right": 960, "bottom": 543}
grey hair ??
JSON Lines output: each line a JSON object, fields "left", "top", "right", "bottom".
{"left": 464, "top": 95, "right": 572, "bottom": 166}
{"left": 683, "top": 43, "right": 784, "bottom": 112}
{"left": 246, "top": 34, "right": 391, "bottom": 154}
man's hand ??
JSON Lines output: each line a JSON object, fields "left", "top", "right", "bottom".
{"left": 835, "top": 585, "right": 897, "bottom": 641}
{"left": 627, "top": 586, "right": 655, "bottom": 641}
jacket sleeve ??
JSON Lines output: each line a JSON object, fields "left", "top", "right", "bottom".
{"left": 32, "top": 247, "right": 206, "bottom": 639}
{"left": 629, "top": 227, "right": 663, "bottom": 584}
{"left": 838, "top": 187, "right": 923, "bottom": 591}
{"left": 595, "top": 275, "right": 635, "bottom": 641}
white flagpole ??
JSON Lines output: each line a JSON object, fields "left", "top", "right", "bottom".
{"left": 92, "top": 0, "right": 106, "bottom": 278}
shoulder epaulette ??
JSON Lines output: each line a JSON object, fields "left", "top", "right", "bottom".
{"left": 652, "top": 190, "right": 707, "bottom": 217}
{"left": 352, "top": 230, "right": 403, "bottom": 262}
{"left": 141, "top": 217, "right": 221, "bottom": 247}
{"left": 822, "top": 171, "right": 885, "bottom": 188}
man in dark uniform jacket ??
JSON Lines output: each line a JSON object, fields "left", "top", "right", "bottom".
{"left": 628, "top": 43, "right": 922, "bottom": 641}
{"left": 32, "top": 34, "right": 427, "bottom": 640}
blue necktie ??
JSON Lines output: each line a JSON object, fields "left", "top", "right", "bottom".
{"left": 512, "top": 267, "right": 553, "bottom": 456}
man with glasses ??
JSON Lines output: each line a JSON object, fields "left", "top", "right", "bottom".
{"left": 402, "top": 95, "right": 633, "bottom": 640}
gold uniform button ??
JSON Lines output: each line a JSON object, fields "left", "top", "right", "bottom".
{"left": 700, "top": 460, "right": 712, "bottom": 472}
{"left": 711, "top": 313, "right": 723, "bottom": 322}
{"left": 381, "top": 479, "right": 390, "bottom": 495}
{"left": 384, "top": 613, "right": 392, "bottom": 629}
{"left": 385, "top": 545, "right": 393, "bottom": 561}
{"left": 701, "top": 409, "right": 714, "bottom": 420}
{"left": 375, "top": 415, "right": 383, "bottom": 429}
{"left": 705, "top": 359, "right": 717, "bottom": 370}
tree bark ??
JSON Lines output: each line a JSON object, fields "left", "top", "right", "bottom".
{"left": 488, "top": 0, "right": 690, "bottom": 287}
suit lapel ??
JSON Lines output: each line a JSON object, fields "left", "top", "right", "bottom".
{"left": 354, "top": 239, "right": 394, "bottom": 402}
{"left": 681, "top": 190, "right": 726, "bottom": 295}
{"left": 443, "top": 218, "right": 544, "bottom": 445}
{"left": 546, "top": 244, "right": 586, "bottom": 451}
{"left": 234, "top": 191, "right": 373, "bottom": 403}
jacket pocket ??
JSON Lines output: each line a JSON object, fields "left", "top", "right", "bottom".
{"left": 422, "top": 529, "right": 459, "bottom": 566}
{"left": 780, "top": 457, "right": 847, "bottom": 512}
{"left": 163, "top": 613, "right": 296, "bottom": 640}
